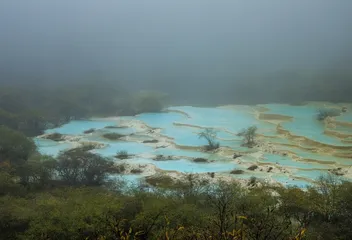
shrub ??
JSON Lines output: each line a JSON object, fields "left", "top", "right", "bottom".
{"left": 130, "top": 168, "right": 143, "bottom": 174}
{"left": 145, "top": 174, "right": 174, "bottom": 188}
{"left": 44, "top": 132, "right": 64, "bottom": 141}
{"left": 193, "top": 158, "right": 208, "bottom": 163}
{"left": 316, "top": 108, "right": 341, "bottom": 121}
{"left": 102, "top": 133, "right": 124, "bottom": 140}
{"left": 230, "top": 169, "right": 244, "bottom": 174}
{"left": 248, "top": 176, "right": 257, "bottom": 186}
{"left": 56, "top": 149, "right": 114, "bottom": 186}
{"left": 104, "top": 125, "right": 127, "bottom": 129}
{"left": 115, "top": 150, "right": 129, "bottom": 160}
{"left": 247, "top": 165, "right": 258, "bottom": 171}
{"left": 132, "top": 90, "right": 167, "bottom": 114}
{"left": 238, "top": 125, "right": 257, "bottom": 147}
{"left": 142, "top": 139, "right": 159, "bottom": 143}
{"left": 0, "top": 126, "right": 36, "bottom": 166}
{"left": 113, "top": 164, "right": 126, "bottom": 174}
{"left": 198, "top": 128, "right": 220, "bottom": 151}
{"left": 83, "top": 128, "right": 95, "bottom": 134}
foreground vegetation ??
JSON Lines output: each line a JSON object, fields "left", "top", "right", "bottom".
{"left": 1, "top": 124, "right": 352, "bottom": 239}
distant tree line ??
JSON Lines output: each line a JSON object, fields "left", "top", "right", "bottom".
{"left": 0, "top": 81, "right": 166, "bottom": 136}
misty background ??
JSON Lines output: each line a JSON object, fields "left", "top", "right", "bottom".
{"left": 0, "top": 1, "right": 351, "bottom": 104}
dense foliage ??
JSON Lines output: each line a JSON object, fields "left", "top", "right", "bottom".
{"left": 0, "top": 82, "right": 165, "bottom": 136}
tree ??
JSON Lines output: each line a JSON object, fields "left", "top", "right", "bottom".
{"left": 56, "top": 149, "right": 114, "bottom": 186}
{"left": 198, "top": 128, "right": 220, "bottom": 151}
{"left": 238, "top": 125, "right": 257, "bottom": 147}
{"left": 0, "top": 126, "right": 36, "bottom": 166}
{"left": 316, "top": 108, "right": 341, "bottom": 121}
{"left": 132, "top": 90, "right": 167, "bottom": 114}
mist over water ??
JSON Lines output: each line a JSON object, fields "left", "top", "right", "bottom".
{"left": 0, "top": 1, "right": 352, "bottom": 104}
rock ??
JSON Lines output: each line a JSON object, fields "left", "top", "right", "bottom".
{"left": 342, "top": 106, "right": 348, "bottom": 113}
{"left": 83, "top": 128, "right": 95, "bottom": 134}
{"left": 143, "top": 139, "right": 159, "bottom": 143}
{"left": 329, "top": 167, "right": 345, "bottom": 176}
{"left": 267, "top": 167, "right": 273, "bottom": 173}
{"left": 230, "top": 169, "right": 244, "bottom": 174}
{"left": 233, "top": 153, "right": 242, "bottom": 159}
{"left": 247, "top": 165, "right": 258, "bottom": 171}
{"left": 43, "top": 133, "right": 64, "bottom": 141}
{"left": 193, "top": 158, "right": 208, "bottom": 163}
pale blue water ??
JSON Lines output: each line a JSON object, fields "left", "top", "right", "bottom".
{"left": 34, "top": 138, "right": 72, "bottom": 156}
{"left": 155, "top": 148, "right": 209, "bottom": 159}
{"left": 131, "top": 158, "right": 236, "bottom": 173}
{"left": 261, "top": 154, "right": 331, "bottom": 169}
{"left": 263, "top": 104, "right": 351, "bottom": 146}
{"left": 292, "top": 169, "right": 326, "bottom": 180}
{"left": 276, "top": 145, "right": 351, "bottom": 166}
{"left": 271, "top": 174, "right": 311, "bottom": 188}
{"left": 336, "top": 110, "right": 352, "bottom": 122}
{"left": 102, "top": 127, "right": 136, "bottom": 135}
{"left": 137, "top": 112, "right": 186, "bottom": 128}
{"left": 46, "top": 120, "right": 116, "bottom": 135}
{"left": 92, "top": 141, "right": 154, "bottom": 156}
{"left": 168, "top": 106, "right": 258, "bottom": 133}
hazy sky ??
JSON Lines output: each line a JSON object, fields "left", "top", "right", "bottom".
{"left": 0, "top": 1, "right": 351, "bottom": 87}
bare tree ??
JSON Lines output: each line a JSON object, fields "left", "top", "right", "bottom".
{"left": 198, "top": 128, "right": 220, "bottom": 151}
{"left": 238, "top": 125, "right": 257, "bottom": 147}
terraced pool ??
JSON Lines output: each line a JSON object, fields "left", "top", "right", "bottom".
{"left": 36, "top": 102, "right": 352, "bottom": 187}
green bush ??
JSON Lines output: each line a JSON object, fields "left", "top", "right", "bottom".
{"left": 238, "top": 125, "right": 257, "bottom": 147}
{"left": 317, "top": 108, "right": 341, "bottom": 121}
{"left": 115, "top": 150, "right": 129, "bottom": 160}
{"left": 132, "top": 90, "right": 167, "bottom": 114}
{"left": 102, "top": 133, "right": 124, "bottom": 140}
{"left": 230, "top": 169, "right": 244, "bottom": 174}
{"left": 247, "top": 165, "right": 258, "bottom": 171}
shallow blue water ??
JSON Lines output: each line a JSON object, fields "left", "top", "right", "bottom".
{"left": 137, "top": 112, "right": 186, "bottom": 128}
{"left": 131, "top": 158, "right": 236, "bottom": 173}
{"left": 102, "top": 127, "right": 136, "bottom": 135}
{"left": 46, "top": 120, "right": 116, "bottom": 135}
{"left": 155, "top": 148, "right": 209, "bottom": 159}
{"left": 34, "top": 138, "right": 72, "bottom": 156}
{"left": 168, "top": 106, "right": 258, "bottom": 133}
{"left": 263, "top": 104, "right": 352, "bottom": 146}
{"left": 292, "top": 169, "right": 326, "bottom": 180}
{"left": 92, "top": 141, "right": 154, "bottom": 156}
{"left": 271, "top": 174, "right": 311, "bottom": 188}
{"left": 276, "top": 146, "right": 351, "bottom": 166}
{"left": 261, "top": 154, "right": 331, "bottom": 169}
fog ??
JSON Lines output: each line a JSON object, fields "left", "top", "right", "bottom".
{"left": 1, "top": 1, "right": 352, "bottom": 104}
